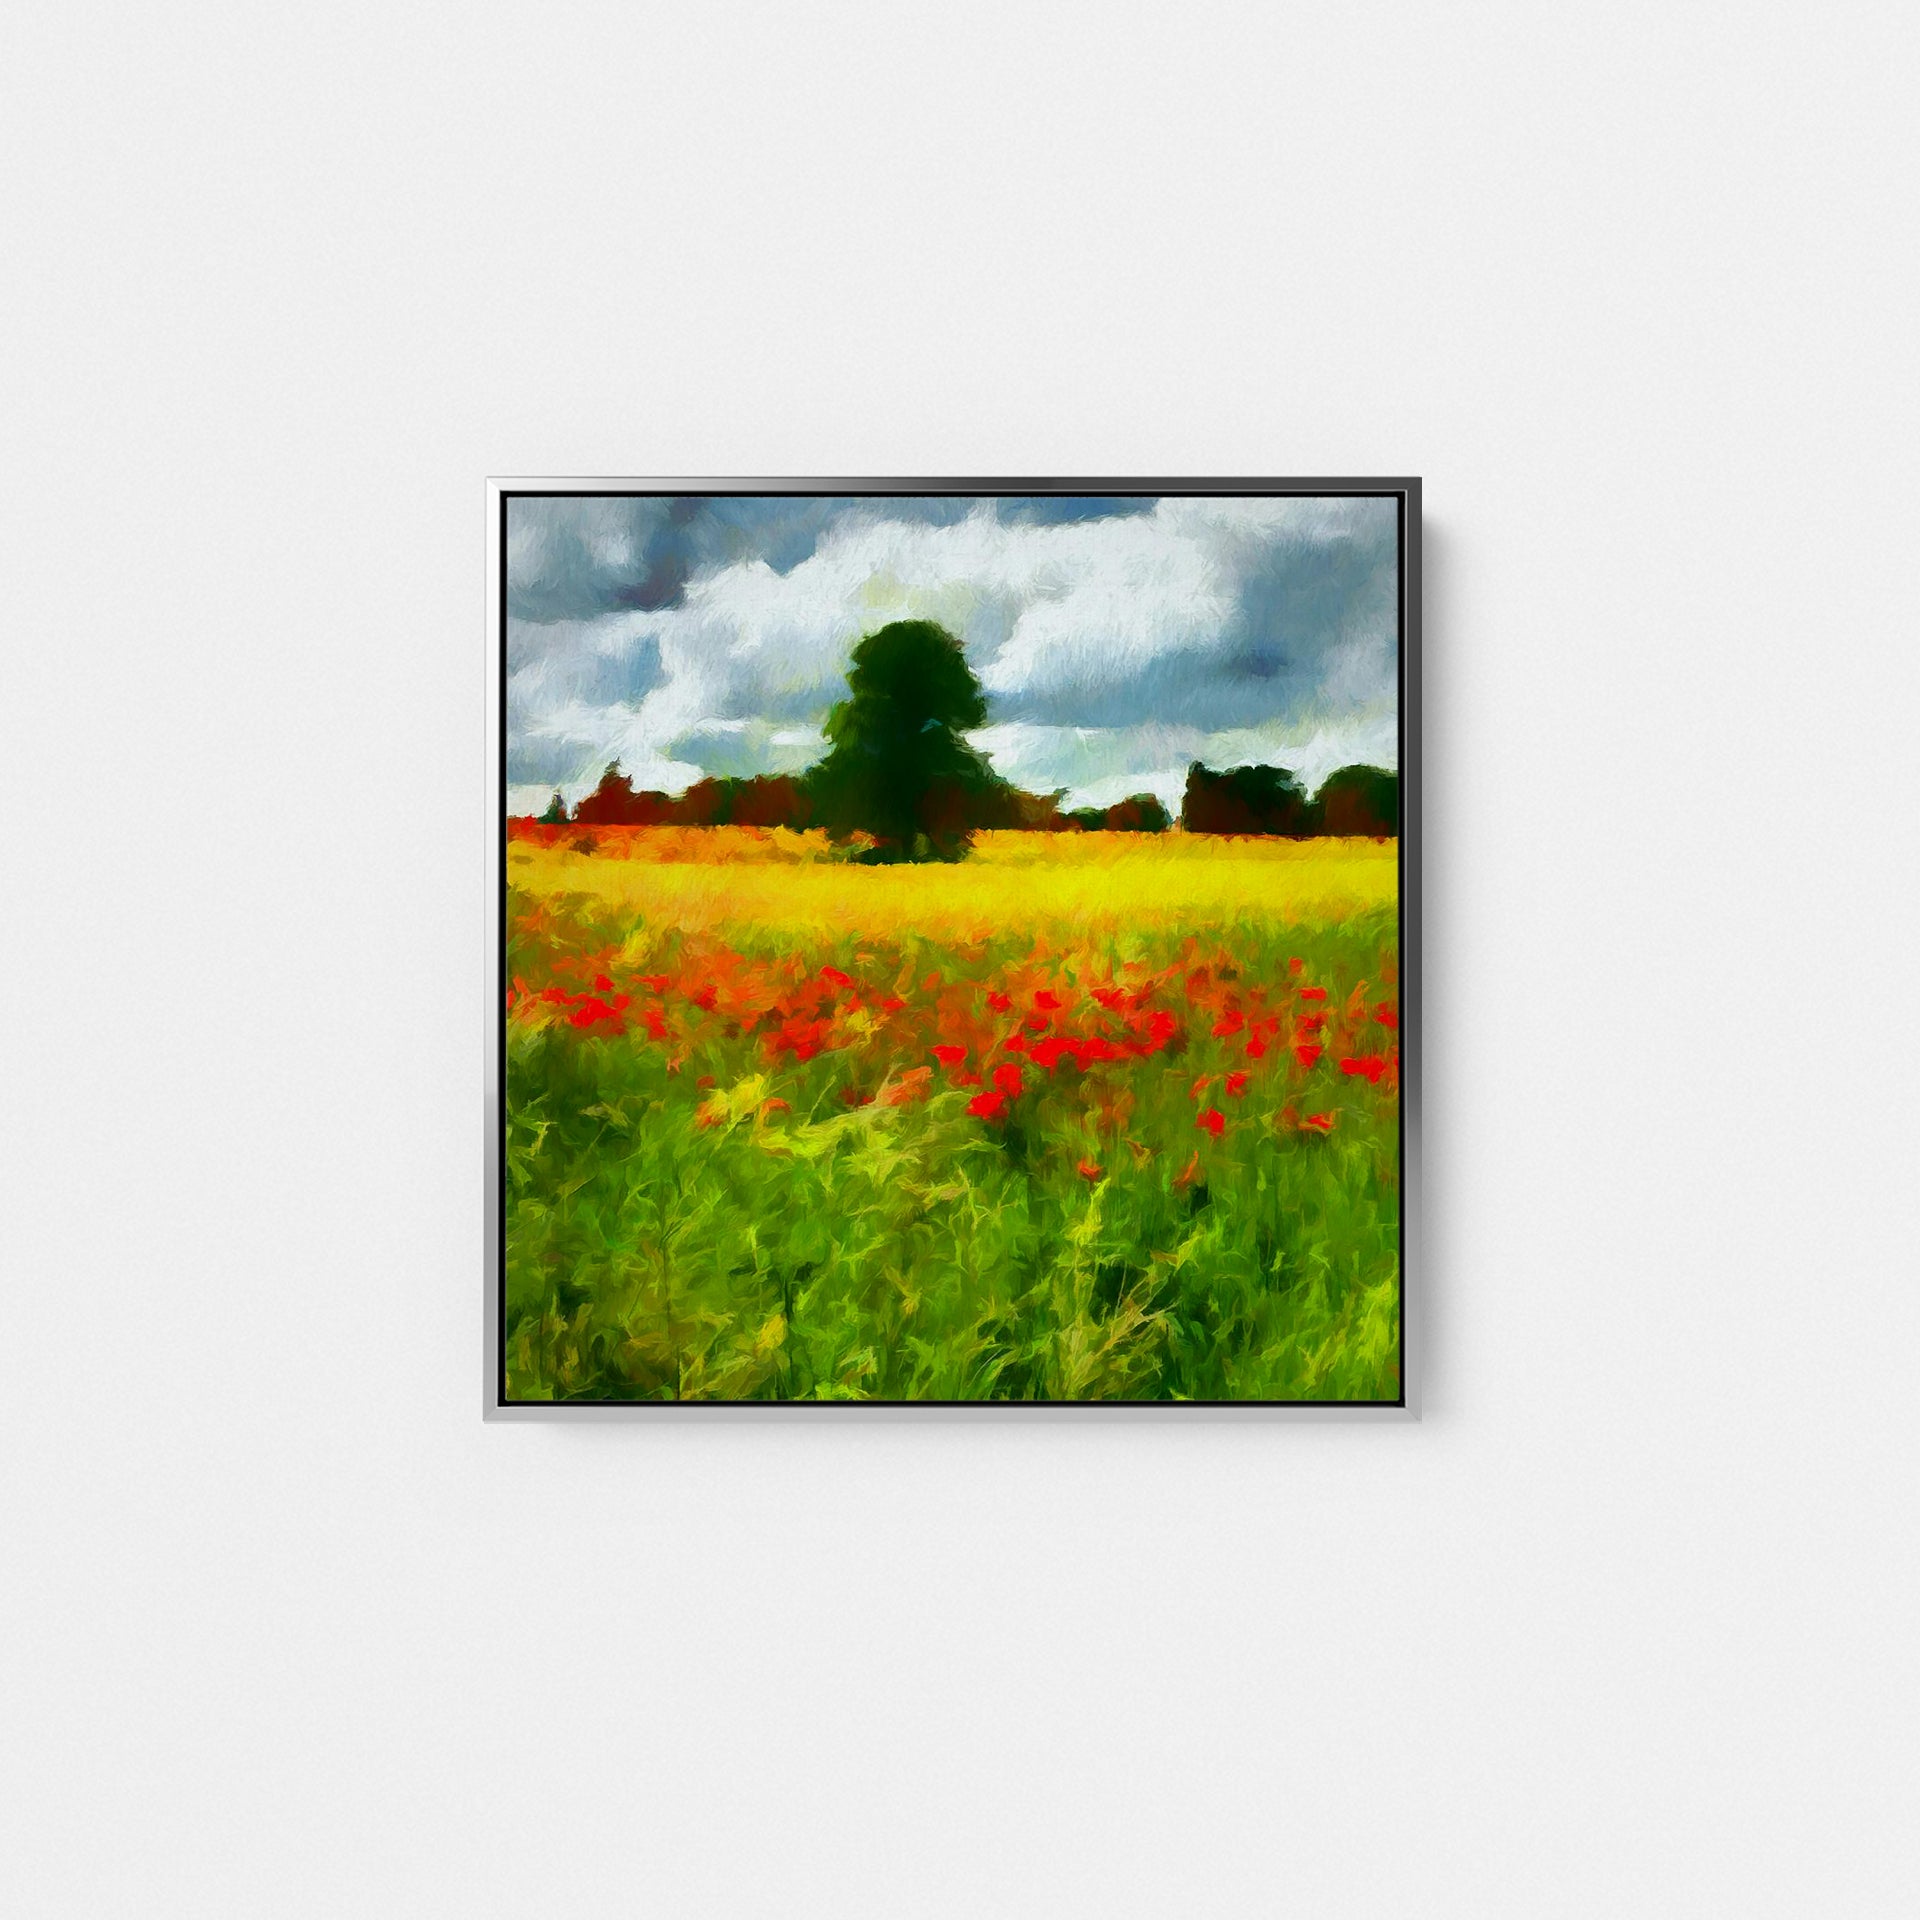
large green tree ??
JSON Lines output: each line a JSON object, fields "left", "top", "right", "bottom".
{"left": 807, "top": 619, "right": 1003, "bottom": 861}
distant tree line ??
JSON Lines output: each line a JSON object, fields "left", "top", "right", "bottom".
{"left": 540, "top": 765, "right": 1177, "bottom": 834}
{"left": 1179, "top": 761, "right": 1398, "bottom": 837}
{"left": 519, "top": 619, "right": 1395, "bottom": 850}
{"left": 531, "top": 758, "right": 1393, "bottom": 838}
{"left": 560, "top": 769, "right": 815, "bottom": 829}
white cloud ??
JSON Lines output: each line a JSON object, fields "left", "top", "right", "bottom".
{"left": 971, "top": 713, "right": 1399, "bottom": 817}
{"left": 506, "top": 496, "right": 1398, "bottom": 805}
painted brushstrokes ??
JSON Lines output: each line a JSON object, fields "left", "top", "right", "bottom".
{"left": 502, "top": 492, "right": 1403, "bottom": 1403}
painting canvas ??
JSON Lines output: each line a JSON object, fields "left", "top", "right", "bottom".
{"left": 495, "top": 482, "right": 1415, "bottom": 1405}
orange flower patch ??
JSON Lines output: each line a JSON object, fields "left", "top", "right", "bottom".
{"left": 878, "top": 1068, "right": 932, "bottom": 1108}
{"left": 505, "top": 921, "right": 1397, "bottom": 1207}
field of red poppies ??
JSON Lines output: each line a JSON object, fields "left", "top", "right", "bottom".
{"left": 503, "top": 830, "right": 1401, "bottom": 1401}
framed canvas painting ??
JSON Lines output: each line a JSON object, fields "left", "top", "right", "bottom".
{"left": 491, "top": 480, "right": 1418, "bottom": 1408}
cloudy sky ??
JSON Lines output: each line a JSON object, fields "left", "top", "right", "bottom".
{"left": 504, "top": 493, "right": 1400, "bottom": 817}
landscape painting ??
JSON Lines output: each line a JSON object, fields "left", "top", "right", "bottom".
{"left": 498, "top": 485, "right": 1412, "bottom": 1404}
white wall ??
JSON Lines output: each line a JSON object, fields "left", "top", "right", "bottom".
{"left": 4, "top": 4, "right": 1915, "bottom": 1913}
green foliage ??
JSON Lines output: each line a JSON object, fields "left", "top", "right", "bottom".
{"left": 1178, "top": 763, "right": 1400, "bottom": 837}
{"left": 1181, "top": 762, "right": 1315, "bottom": 836}
{"left": 1314, "top": 765, "right": 1399, "bottom": 836}
{"left": 1106, "top": 793, "right": 1171, "bottom": 832}
{"left": 538, "top": 791, "right": 569, "bottom": 824}
{"left": 807, "top": 620, "right": 1004, "bottom": 861}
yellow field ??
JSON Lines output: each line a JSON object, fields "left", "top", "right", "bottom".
{"left": 506, "top": 828, "right": 1398, "bottom": 939}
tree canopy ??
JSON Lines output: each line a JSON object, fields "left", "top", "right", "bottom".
{"left": 1181, "top": 761, "right": 1315, "bottom": 836}
{"left": 1179, "top": 761, "right": 1397, "bottom": 836}
{"left": 1314, "top": 764, "right": 1398, "bottom": 836}
{"left": 806, "top": 619, "right": 1004, "bottom": 861}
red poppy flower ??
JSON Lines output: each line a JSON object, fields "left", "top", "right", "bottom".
{"left": 1091, "top": 986, "right": 1128, "bottom": 1012}
{"left": 1225, "top": 1070, "right": 1249, "bottom": 1097}
{"left": 1076, "top": 1158, "right": 1103, "bottom": 1181}
{"left": 1189, "top": 1073, "right": 1214, "bottom": 1102}
{"left": 638, "top": 975, "right": 670, "bottom": 993}
{"left": 1003, "top": 1032, "right": 1030, "bottom": 1055}
{"left": 1373, "top": 1005, "right": 1398, "bottom": 1028}
{"left": 1340, "top": 1054, "right": 1389, "bottom": 1084}
{"left": 1288, "top": 957, "right": 1304, "bottom": 975}
{"left": 1134, "top": 1009, "right": 1179, "bottom": 1054}
{"left": 593, "top": 973, "right": 614, "bottom": 991}
{"left": 643, "top": 1008, "right": 670, "bottom": 1040}
{"left": 1033, "top": 989, "right": 1063, "bottom": 1012}
{"left": 820, "top": 966, "right": 853, "bottom": 989}
{"left": 881, "top": 996, "right": 907, "bottom": 1013}
{"left": 1196, "top": 1107, "right": 1225, "bottom": 1138}
{"left": 1211, "top": 1010, "right": 1245, "bottom": 1038}
{"left": 967, "top": 1090, "right": 1007, "bottom": 1120}
{"left": 1298, "top": 986, "right": 1328, "bottom": 1002}
{"left": 1245, "top": 1034, "right": 1268, "bottom": 1059}
{"left": 761, "top": 1098, "right": 791, "bottom": 1116}
{"left": 1294, "top": 1042, "right": 1322, "bottom": 1070}
{"left": 1301, "top": 1112, "right": 1335, "bottom": 1134}
{"left": 931, "top": 1044, "right": 967, "bottom": 1067}
{"left": 986, "top": 990, "right": 1013, "bottom": 1012}
{"left": 992, "top": 1062, "right": 1024, "bottom": 1098}
{"left": 766, "top": 1015, "right": 828, "bottom": 1060}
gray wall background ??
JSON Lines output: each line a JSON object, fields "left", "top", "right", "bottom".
{"left": 3, "top": 2, "right": 1914, "bottom": 1913}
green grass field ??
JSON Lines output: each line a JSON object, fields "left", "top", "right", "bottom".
{"left": 504, "top": 829, "right": 1401, "bottom": 1402}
